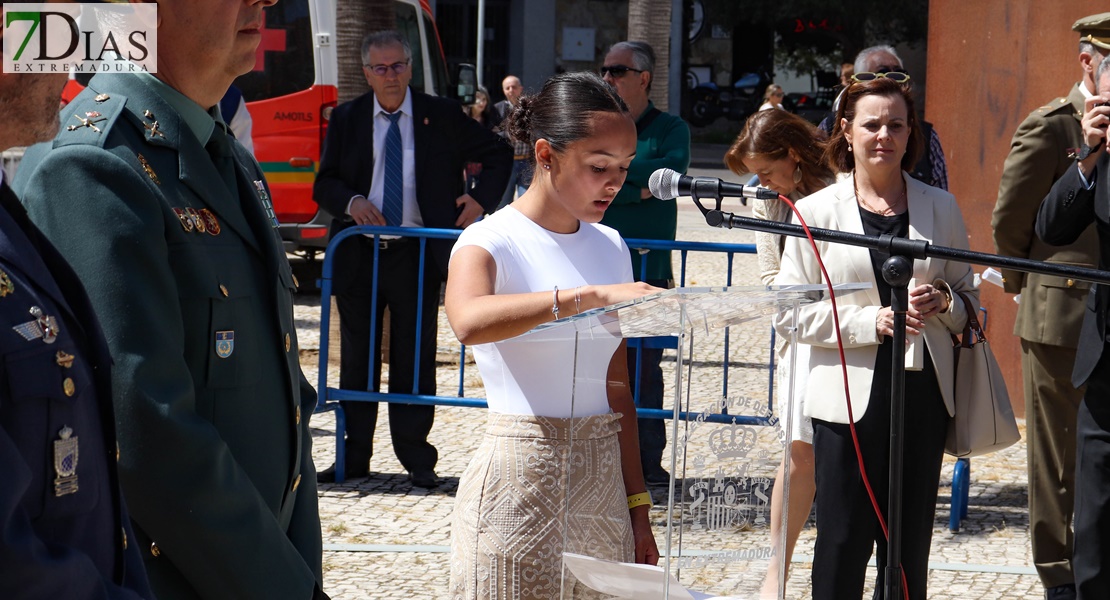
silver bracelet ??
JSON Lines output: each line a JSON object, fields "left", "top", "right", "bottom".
{"left": 574, "top": 286, "right": 582, "bottom": 314}
{"left": 552, "top": 286, "right": 560, "bottom": 320}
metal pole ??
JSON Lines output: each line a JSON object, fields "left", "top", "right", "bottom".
{"left": 476, "top": 0, "right": 486, "bottom": 89}
{"left": 882, "top": 255, "right": 912, "bottom": 600}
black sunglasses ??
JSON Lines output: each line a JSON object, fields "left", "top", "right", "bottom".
{"left": 599, "top": 65, "right": 644, "bottom": 78}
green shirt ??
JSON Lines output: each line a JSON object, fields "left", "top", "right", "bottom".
{"left": 600, "top": 102, "right": 691, "bottom": 281}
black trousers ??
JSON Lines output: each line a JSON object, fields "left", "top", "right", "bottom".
{"left": 811, "top": 352, "right": 948, "bottom": 600}
{"left": 335, "top": 236, "right": 439, "bottom": 473}
{"left": 1075, "top": 346, "right": 1110, "bottom": 600}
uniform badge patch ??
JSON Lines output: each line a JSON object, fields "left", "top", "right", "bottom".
{"left": 199, "top": 208, "right": 221, "bottom": 236}
{"left": 54, "top": 426, "right": 79, "bottom": 496}
{"left": 0, "top": 268, "right": 13, "bottom": 297}
{"left": 172, "top": 207, "right": 194, "bottom": 232}
{"left": 186, "top": 207, "right": 206, "bottom": 233}
{"left": 13, "top": 306, "right": 59, "bottom": 343}
{"left": 138, "top": 153, "right": 160, "bottom": 185}
{"left": 215, "top": 330, "right": 235, "bottom": 358}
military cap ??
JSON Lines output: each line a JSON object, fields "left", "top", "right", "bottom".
{"left": 1074, "top": 13, "right": 1110, "bottom": 51}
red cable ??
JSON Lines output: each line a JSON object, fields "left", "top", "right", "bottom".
{"left": 777, "top": 193, "right": 910, "bottom": 600}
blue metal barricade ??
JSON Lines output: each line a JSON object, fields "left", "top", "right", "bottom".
{"left": 313, "top": 226, "right": 769, "bottom": 481}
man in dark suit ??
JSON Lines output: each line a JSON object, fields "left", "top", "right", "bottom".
{"left": 0, "top": 2, "right": 151, "bottom": 596}
{"left": 13, "top": 1, "right": 326, "bottom": 598}
{"left": 1037, "top": 53, "right": 1110, "bottom": 600}
{"left": 993, "top": 15, "right": 1108, "bottom": 600}
{"left": 313, "top": 31, "right": 511, "bottom": 486}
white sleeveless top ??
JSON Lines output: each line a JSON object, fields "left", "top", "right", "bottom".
{"left": 451, "top": 207, "right": 634, "bottom": 417}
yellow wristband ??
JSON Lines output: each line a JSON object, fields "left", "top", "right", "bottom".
{"left": 627, "top": 492, "right": 652, "bottom": 510}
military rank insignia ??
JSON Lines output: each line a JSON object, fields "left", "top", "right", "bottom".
{"left": 13, "top": 306, "right": 59, "bottom": 344}
{"left": 215, "top": 330, "right": 235, "bottom": 358}
{"left": 54, "top": 426, "right": 79, "bottom": 496}
{"left": 254, "top": 180, "right": 279, "bottom": 228}
{"left": 0, "top": 268, "right": 13, "bottom": 297}
{"left": 66, "top": 111, "right": 106, "bottom": 133}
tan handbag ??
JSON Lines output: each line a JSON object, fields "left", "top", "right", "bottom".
{"left": 944, "top": 292, "right": 1020, "bottom": 457}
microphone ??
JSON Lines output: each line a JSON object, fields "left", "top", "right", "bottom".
{"left": 648, "top": 168, "right": 780, "bottom": 201}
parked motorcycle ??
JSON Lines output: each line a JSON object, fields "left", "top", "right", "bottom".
{"left": 686, "top": 70, "right": 772, "bottom": 127}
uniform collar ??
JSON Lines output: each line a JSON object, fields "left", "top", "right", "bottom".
{"left": 136, "top": 72, "right": 221, "bottom": 146}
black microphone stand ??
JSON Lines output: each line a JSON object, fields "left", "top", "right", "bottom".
{"left": 688, "top": 190, "right": 1110, "bottom": 600}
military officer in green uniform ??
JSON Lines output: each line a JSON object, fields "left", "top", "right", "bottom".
{"left": 990, "top": 13, "right": 1110, "bottom": 600}
{"left": 13, "top": 0, "right": 326, "bottom": 598}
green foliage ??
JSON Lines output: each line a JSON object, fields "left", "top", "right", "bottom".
{"left": 698, "top": 0, "right": 929, "bottom": 75}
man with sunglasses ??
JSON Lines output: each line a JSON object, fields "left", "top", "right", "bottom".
{"left": 313, "top": 31, "right": 511, "bottom": 486}
{"left": 993, "top": 14, "right": 1110, "bottom": 600}
{"left": 599, "top": 40, "right": 691, "bottom": 486}
{"left": 818, "top": 45, "right": 949, "bottom": 191}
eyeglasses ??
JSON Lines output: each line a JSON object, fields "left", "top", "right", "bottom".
{"left": 852, "top": 71, "right": 911, "bottom": 84}
{"left": 365, "top": 61, "right": 410, "bottom": 76}
{"left": 599, "top": 65, "right": 644, "bottom": 78}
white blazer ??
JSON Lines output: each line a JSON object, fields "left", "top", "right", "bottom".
{"left": 773, "top": 173, "right": 979, "bottom": 424}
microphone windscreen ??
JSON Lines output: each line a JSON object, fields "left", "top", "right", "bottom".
{"left": 649, "top": 168, "right": 678, "bottom": 200}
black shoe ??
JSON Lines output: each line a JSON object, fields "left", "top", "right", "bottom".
{"left": 643, "top": 467, "right": 671, "bottom": 486}
{"left": 409, "top": 470, "right": 439, "bottom": 489}
{"left": 316, "top": 463, "right": 369, "bottom": 483}
{"left": 1045, "top": 584, "right": 1076, "bottom": 600}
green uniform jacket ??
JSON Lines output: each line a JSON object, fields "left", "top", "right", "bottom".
{"left": 601, "top": 103, "right": 691, "bottom": 282}
{"left": 992, "top": 84, "right": 1100, "bottom": 347}
{"left": 13, "top": 73, "right": 322, "bottom": 600}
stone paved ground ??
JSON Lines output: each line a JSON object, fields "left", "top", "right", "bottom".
{"left": 295, "top": 167, "right": 1043, "bottom": 599}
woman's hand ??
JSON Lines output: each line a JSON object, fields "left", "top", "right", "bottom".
{"left": 580, "top": 282, "right": 662, "bottom": 312}
{"left": 630, "top": 506, "right": 660, "bottom": 565}
{"left": 908, "top": 283, "right": 949, "bottom": 320}
{"left": 874, "top": 306, "right": 924, "bottom": 341}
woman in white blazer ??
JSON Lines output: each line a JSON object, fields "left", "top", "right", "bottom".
{"left": 774, "top": 76, "right": 978, "bottom": 600}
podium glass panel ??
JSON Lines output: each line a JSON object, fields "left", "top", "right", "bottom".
{"left": 509, "top": 284, "right": 866, "bottom": 599}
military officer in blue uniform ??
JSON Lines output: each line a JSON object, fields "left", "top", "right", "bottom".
{"left": 0, "top": 1, "right": 152, "bottom": 597}
{"left": 13, "top": 0, "right": 326, "bottom": 598}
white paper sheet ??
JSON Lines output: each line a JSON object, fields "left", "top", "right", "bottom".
{"left": 561, "top": 553, "right": 747, "bottom": 600}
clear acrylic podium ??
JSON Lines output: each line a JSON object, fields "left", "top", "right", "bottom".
{"left": 512, "top": 284, "right": 865, "bottom": 599}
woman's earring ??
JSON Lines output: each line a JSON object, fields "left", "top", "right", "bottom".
{"left": 792, "top": 165, "right": 802, "bottom": 184}
{"left": 543, "top": 163, "right": 551, "bottom": 170}
{"left": 847, "top": 143, "right": 853, "bottom": 152}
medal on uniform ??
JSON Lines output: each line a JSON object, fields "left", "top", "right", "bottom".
{"left": 199, "top": 208, "right": 221, "bottom": 236}
{"left": 215, "top": 330, "right": 234, "bottom": 358}
{"left": 55, "top": 350, "right": 75, "bottom": 368}
{"left": 13, "top": 306, "right": 59, "bottom": 343}
{"left": 137, "top": 153, "right": 160, "bottom": 185}
{"left": 186, "top": 207, "right": 207, "bottom": 233}
{"left": 53, "top": 426, "right": 79, "bottom": 496}
{"left": 254, "top": 180, "right": 279, "bottom": 228}
{"left": 172, "top": 207, "right": 195, "bottom": 232}
{"left": 0, "top": 269, "right": 13, "bottom": 297}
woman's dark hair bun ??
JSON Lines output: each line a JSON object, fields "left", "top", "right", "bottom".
{"left": 507, "top": 71, "right": 628, "bottom": 155}
{"left": 507, "top": 95, "right": 533, "bottom": 146}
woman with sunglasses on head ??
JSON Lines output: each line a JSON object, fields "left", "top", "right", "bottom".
{"left": 774, "top": 76, "right": 978, "bottom": 600}
{"left": 445, "top": 71, "right": 661, "bottom": 600}
{"left": 759, "top": 83, "right": 786, "bottom": 111}
{"left": 724, "top": 108, "right": 834, "bottom": 597}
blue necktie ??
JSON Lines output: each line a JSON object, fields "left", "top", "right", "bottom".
{"left": 382, "top": 111, "right": 404, "bottom": 227}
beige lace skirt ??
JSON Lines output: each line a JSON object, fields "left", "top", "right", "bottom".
{"left": 449, "top": 412, "right": 634, "bottom": 600}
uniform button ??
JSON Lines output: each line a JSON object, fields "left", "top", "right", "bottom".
{"left": 295, "top": 406, "right": 301, "bottom": 425}
{"left": 285, "top": 333, "right": 291, "bottom": 352}
{"left": 150, "top": 542, "right": 161, "bottom": 557}
{"left": 122, "top": 528, "right": 128, "bottom": 550}
{"left": 219, "top": 284, "right": 229, "bottom": 297}
{"left": 1067, "top": 279, "right": 1076, "bottom": 287}
{"left": 63, "top": 377, "right": 76, "bottom": 397}
{"left": 292, "top": 474, "right": 302, "bottom": 492}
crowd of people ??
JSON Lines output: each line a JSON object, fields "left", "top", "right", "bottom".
{"left": 6, "top": 0, "right": 1110, "bottom": 599}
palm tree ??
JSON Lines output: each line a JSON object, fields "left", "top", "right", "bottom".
{"left": 628, "top": 0, "right": 673, "bottom": 112}
{"left": 337, "top": 0, "right": 396, "bottom": 104}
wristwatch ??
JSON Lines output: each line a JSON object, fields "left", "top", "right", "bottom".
{"left": 1076, "top": 140, "right": 1104, "bottom": 161}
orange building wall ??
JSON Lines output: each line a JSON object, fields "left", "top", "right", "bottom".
{"left": 927, "top": 1, "right": 1107, "bottom": 418}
